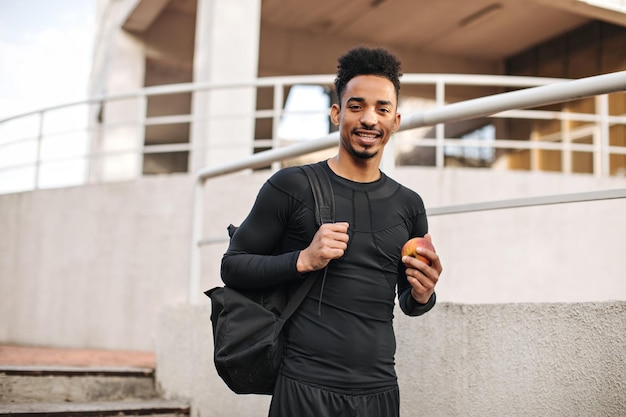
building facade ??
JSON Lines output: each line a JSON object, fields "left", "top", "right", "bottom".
{"left": 89, "top": 0, "right": 626, "bottom": 180}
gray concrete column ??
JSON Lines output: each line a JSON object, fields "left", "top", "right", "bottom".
{"left": 190, "top": 0, "right": 262, "bottom": 173}
{"left": 90, "top": 0, "right": 146, "bottom": 182}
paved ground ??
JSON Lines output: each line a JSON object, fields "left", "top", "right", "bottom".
{"left": 0, "top": 344, "right": 155, "bottom": 368}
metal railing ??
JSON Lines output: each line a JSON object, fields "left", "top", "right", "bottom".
{"left": 2, "top": 72, "right": 626, "bottom": 195}
{"left": 188, "top": 70, "right": 626, "bottom": 302}
{"left": 1, "top": 71, "right": 625, "bottom": 302}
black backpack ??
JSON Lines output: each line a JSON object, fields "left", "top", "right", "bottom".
{"left": 204, "top": 163, "right": 334, "bottom": 395}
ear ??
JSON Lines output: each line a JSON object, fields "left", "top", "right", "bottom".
{"left": 330, "top": 103, "right": 341, "bottom": 126}
{"left": 392, "top": 112, "right": 401, "bottom": 132}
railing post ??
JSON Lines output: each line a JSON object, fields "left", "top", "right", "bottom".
{"left": 272, "top": 82, "right": 284, "bottom": 172}
{"left": 137, "top": 93, "right": 148, "bottom": 177}
{"left": 189, "top": 177, "right": 204, "bottom": 304}
{"left": 435, "top": 79, "right": 445, "bottom": 168}
{"left": 561, "top": 110, "right": 572, "bottom": 174}
{"left": 595, "top": 94, "right": 610, "bottom": 177}
{"left": 34, "top": 110, "right": 45, "bottom": 190}
{"left": 530, "top": 130, "right": 540, "bottom": 172}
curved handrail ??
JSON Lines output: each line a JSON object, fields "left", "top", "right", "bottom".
{"left": 0, "top": 73, "right": 570, "bottom": 124}
{"left": 1, "top": 71, "right": 624, "bottom": 195}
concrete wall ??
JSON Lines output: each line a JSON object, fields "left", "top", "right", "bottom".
{"left": 1, "top": 166, "right": 625, "bottom": 351}
{"left": 392, "top": 168, "right": 626, "bottom": 304}
{"left": 155, "top": 301, "right": 626, "bottom": 417}
{"left": 0, "top": 175, "right": 194, "bottom": 350}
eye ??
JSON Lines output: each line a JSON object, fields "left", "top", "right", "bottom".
{"left": 348, "top": 104, "right": 362, "bottom": 111}
{"left": 378, "top": 107, "right": 391, "bottom": 114}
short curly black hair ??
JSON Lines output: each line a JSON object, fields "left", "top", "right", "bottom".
{"left": 334, "top": 46, "right": 402, "bottom": 105}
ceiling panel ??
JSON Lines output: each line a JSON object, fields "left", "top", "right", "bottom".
{"left": 260, "top": 0, "right": 615, "bottom": 60}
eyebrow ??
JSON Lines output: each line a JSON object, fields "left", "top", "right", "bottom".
{"left": 346, "top": 97, "right": 393, "bottom": 106}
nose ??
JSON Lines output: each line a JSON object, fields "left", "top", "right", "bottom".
{"left": 360, "top": 108, "right": 378, "bottom": 127}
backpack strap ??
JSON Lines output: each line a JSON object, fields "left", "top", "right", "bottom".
{"left": 279, "top": 163, "right": 334, "bottom": 321}
{"left": 301, "top": 163, "right": 335, "bottom": 226}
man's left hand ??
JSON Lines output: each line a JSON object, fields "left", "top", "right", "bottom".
{"left": 401, "top": 234, "right": 442, "bottom": 304}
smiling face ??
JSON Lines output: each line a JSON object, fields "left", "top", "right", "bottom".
{"left": 331, "top": 75, "right": 401, "bottom": 163}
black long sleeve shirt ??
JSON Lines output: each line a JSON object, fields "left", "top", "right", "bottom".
{"left": 221, "top": 161, "right": 435, "bottom": 389}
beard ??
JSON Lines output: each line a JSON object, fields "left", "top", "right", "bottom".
{"left": 345, "top": 130, "right": 381, "bottom": 160}
{"left": 349, "top": 146, "right": 379, "bottom": 160}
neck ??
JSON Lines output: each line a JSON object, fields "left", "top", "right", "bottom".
{"left": 327, "top": 154, "right": 382, "bottom": 183}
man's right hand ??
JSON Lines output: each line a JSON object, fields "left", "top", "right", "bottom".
{"left": 296, "top": 222, "right": 350, "bottom": 273}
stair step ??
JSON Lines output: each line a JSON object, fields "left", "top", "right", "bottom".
{"left": 0, "top": 399, "right": 190, "bottom": 416}
{"left": 0, "top": 366, "right": 158, "bottom": 404}
{"left": 0, "top": 365, "right": 154, "bottom": 376}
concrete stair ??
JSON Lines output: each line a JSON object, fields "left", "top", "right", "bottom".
{"left": 0, "top": 365, "right": 190, "bottom": 416}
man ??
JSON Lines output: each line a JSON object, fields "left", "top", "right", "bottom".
{"left": 221, "top": 46, "right": 442, "bottom": 417}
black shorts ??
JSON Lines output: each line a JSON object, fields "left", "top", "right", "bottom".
{"left": 268, "top": 374, "right": 400, "bottom": 417}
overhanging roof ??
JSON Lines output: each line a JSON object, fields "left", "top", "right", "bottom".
{"left": 261, "top": 0, "right": 626, "bottom": 60}
{"left": 123, "top": 0, "right": 626, "bottom": 61}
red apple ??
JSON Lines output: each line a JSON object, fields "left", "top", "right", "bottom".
{"left": 401, "top": 237, "right": 435, "bottom": 266}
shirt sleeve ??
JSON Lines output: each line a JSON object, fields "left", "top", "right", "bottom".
{"left": 399, "top": 290, "right": 436, "bottom": 316}
{"left": 220, "top": 169, "right": 309, "bottom": 290}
